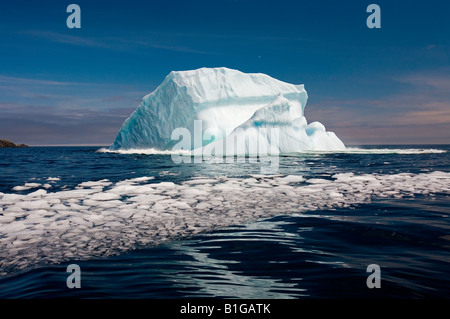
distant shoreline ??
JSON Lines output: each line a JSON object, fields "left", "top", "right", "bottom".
{"left": 0, "top": 139, "right": 28, "bottom": 148}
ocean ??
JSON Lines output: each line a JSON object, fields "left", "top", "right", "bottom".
{"left": 0, "top": 145, "right": 449, "bottom": 299}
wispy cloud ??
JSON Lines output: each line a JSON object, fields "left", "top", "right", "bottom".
{"left": 111, "top": 37, "right": 211, "bottom": 54}
{"left": 395, "top": 68, "right": 450, "bottom": 91}
{"left": 307, "top": 69, "right": 450, "bottom": 144}
{"left": 19, "top": 29, "right": 314, "bottom": 55}
{"left": 0, "top": 75, "right": 71, "bottom": 86}
{"left": 398, "top": 102, "right": 450, "bottom": 125}
{"left": 21, "top": 30, "right": 114, "bottom": 49}
{"left": 0, "top": 73, "right": 150, "bottom": 145}
{"left": 20, "top": 30, "right": 212, "bottom": 54}
{"left": 0, "top": 100, "right": 136, "bottom": 145}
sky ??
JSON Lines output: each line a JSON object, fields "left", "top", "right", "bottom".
{"left": 0, "top": 0, "right": 449, "bottom": 146}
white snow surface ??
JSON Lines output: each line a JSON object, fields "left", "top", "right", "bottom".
{"left": 110, "top": 67, "right": 345, "bottom": 153}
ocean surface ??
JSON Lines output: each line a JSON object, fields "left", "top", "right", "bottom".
{"left": 0, "top": 145, "right": 449, "bottom": 299}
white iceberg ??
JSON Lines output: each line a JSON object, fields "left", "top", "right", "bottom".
{"left": 110, "top": 67, "right": 345, "bottom": 153}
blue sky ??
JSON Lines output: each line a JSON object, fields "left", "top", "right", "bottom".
{"left": 0, "top": 0, "right": 449, "bottom": 145}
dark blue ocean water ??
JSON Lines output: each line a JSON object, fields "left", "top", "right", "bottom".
{"left": 0, "top": 145, "right": 449, "bottom": 298}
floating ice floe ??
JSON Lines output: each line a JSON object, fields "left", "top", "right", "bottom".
{"left": 0, "top": 171, "right": 449, "bottom": 277}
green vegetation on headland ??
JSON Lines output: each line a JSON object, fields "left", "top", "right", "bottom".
{"left": 0, "top": 139, "right": 28, "bottom": 148}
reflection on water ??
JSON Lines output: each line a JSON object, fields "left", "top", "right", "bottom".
{"left": 168, "top": 220, "right": 306, "bottom": 298}
{"left": 0, "top": 197, "right": 449, "bottom": 298}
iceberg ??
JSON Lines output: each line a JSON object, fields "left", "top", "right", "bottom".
{"left": 110, "top": 67, "right": 345, "bottom": 154}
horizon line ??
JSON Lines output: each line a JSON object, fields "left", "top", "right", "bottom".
{"left": 22, "top": 143, "right": 450, "bottom": 147}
